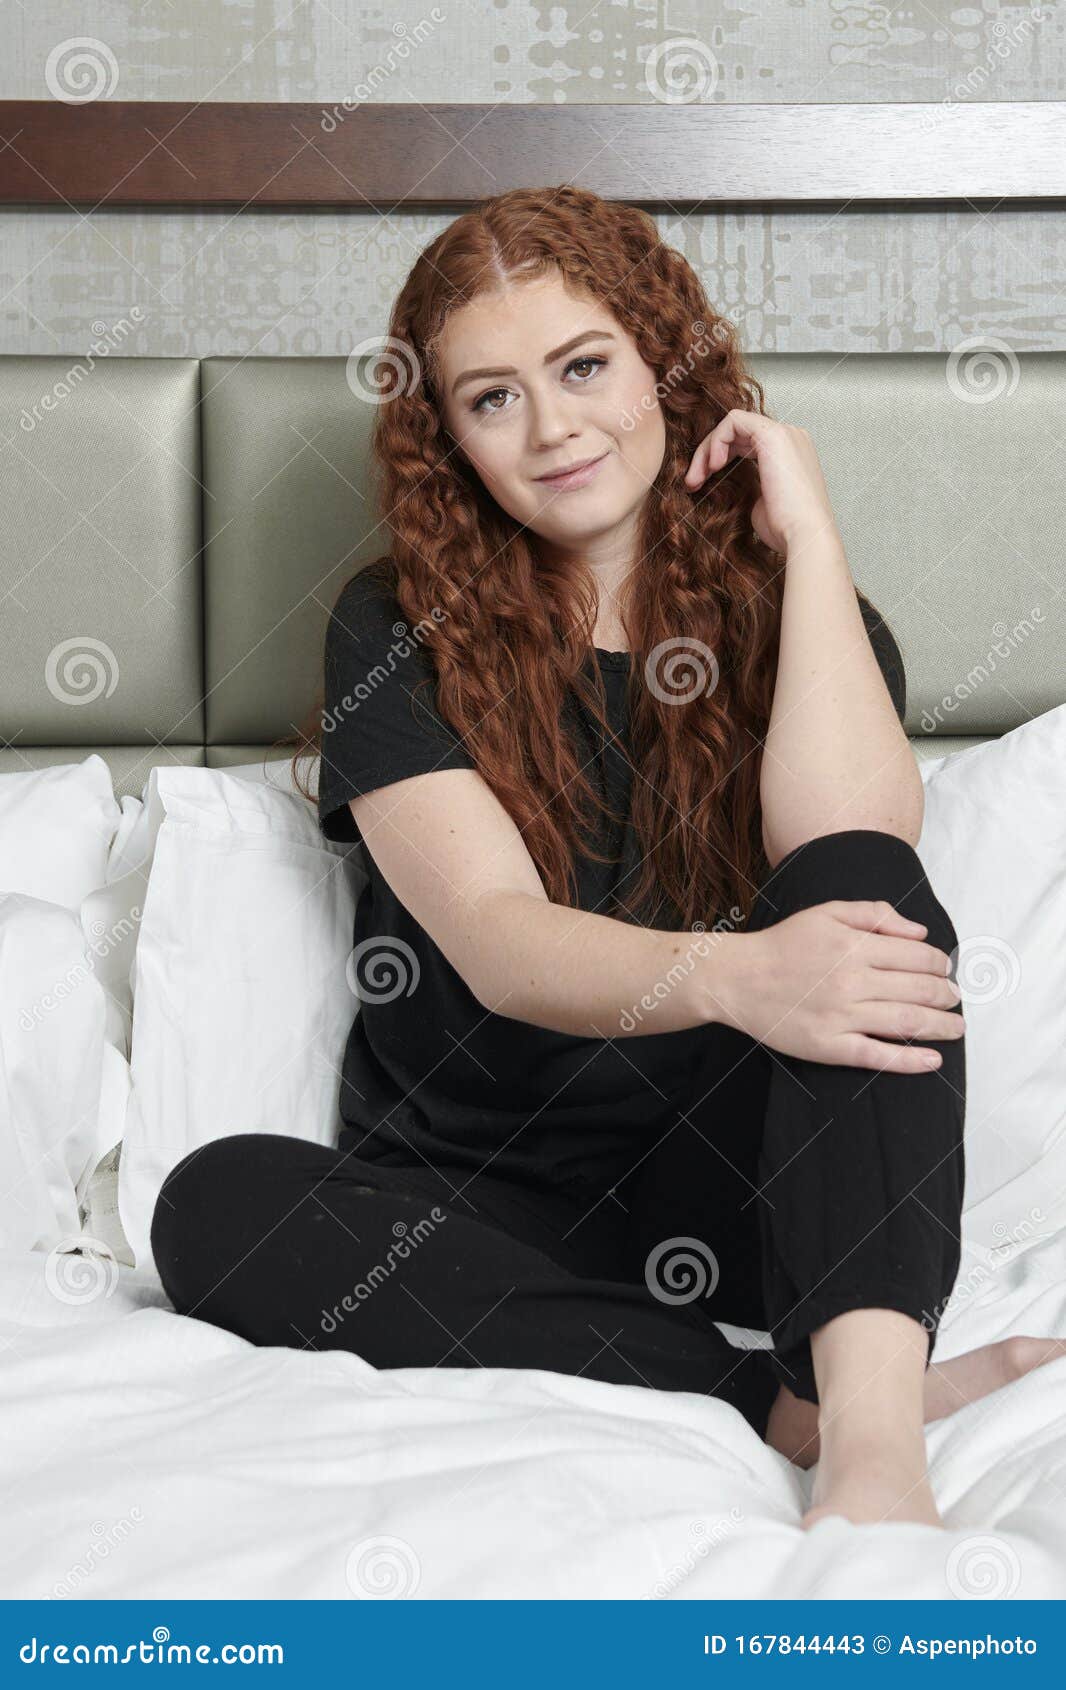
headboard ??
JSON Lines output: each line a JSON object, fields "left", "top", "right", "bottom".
{"left": 1, "top": 350, "right": 1061, "bottom": 798}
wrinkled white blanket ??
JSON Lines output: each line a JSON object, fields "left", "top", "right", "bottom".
{"left": 2, "top": 1221, "right": 1065, "bottom": 1600}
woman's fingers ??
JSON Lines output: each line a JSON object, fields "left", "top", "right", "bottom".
{"left": 850, "top": 1001, "right": 965, "bottom": 1043}
{"left": 683, "top": 440, "right": 713, "bottom": 485}
{"left": 830, "top": 901, "right": 953, "bottom": 975}
{"left": 864, "top": 934, "right": 955, "bottom": 978}
{"left": 839, "top": 1035, "right": 949, "bottom": 1074}
{"left": 859, "top": 969, "right": 962, "bottom": 1009}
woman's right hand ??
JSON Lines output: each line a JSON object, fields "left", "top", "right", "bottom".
{"left": 714, "top": 901, "right": 964, "bottom": 1073}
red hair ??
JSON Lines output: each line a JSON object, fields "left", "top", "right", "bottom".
{"left": 288, "top": 184, "right": 797, "bottom": 931}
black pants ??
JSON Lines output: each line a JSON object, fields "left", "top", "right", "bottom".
{"left": 151, "top": 828, "right": 965, "bottom": 1442}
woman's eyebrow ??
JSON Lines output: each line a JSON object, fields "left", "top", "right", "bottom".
{"left": 450, "top": 329, "right": 617, "bottom": 396}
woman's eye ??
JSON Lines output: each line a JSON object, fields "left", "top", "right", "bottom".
{"left": 472, "top": 355, "right": 607, "bottom": 416}
{"left": 472, "top": 386, "right": 511, "bottom": 415}
{"left": 566, "top": 355, "right": 606, "bottom": 382}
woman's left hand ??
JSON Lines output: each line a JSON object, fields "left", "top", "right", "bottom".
{"left": 684, "top": 409, "right": 840, "bottom": 556}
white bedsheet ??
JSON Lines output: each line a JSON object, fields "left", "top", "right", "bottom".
{"left": 2, "top": 1226, "right": 1065, "bottom": 1601}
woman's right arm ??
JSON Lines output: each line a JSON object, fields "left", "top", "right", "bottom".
{"left": 348, "top": 766, "right": 964, "bottom": 1072}
{"left": 348, "top": 764, "right": 723, "bottom": 1039}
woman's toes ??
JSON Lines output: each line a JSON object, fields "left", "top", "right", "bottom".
{"left": 1003, "top": 1334, "right": 1066, "bottom": 1383}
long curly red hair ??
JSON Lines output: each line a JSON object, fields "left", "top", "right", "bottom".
{"left": 287, "top": 184, "right": 797, "bottom": 932}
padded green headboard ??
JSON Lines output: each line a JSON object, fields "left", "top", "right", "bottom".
{"left": 1, "top": 353, "right": 1061, "bottom": 798}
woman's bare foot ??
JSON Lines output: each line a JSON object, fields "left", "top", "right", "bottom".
{"left": 767, "top": 1334, "right": 1066, "bottom": 1474}
{"left": 925, "top": 1334, "right": 1066, "bottom": 1418}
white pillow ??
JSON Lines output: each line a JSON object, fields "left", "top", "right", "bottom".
{"left": 0, "top": 893, "right": 116, "bottom": 1252}
{"left": 83, "top": 753, "right": 317, "bottom": 1066}
{"left": 916, "top": 704, "right": 1066, "bottom": 1251}
{"left": 118, "top": 762, "right": 365, "bottom": 1275}
{"left": 71, "top": 756, "right": 314, "bottom": 1265}
{"left": 0, "top": 755, "right": 121, "bottom": 911}
{"left": 219, "top": 751, "right": 316, "bottom": 795}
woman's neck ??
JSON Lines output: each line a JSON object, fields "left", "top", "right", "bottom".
{"left": 592, "top": 617, "right": 630, "bottom": 652}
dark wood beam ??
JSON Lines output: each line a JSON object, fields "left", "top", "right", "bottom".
{"left": 0, "top": 100, "right": 1064, "bottom": 209}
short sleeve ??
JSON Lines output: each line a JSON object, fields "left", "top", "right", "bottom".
{"left": 856, "top": 591, "right": 907, "bottom": 726}
{"left": 317, "top": 562, "right": 478, "bottom": 844}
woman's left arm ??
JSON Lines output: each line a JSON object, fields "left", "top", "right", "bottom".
{"left": 686, "top": 410, "right": 924, "bottom": 869}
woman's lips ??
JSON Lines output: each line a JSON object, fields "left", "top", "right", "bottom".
{"left": 535, "top": 452, "right": 608, "bottom": 491}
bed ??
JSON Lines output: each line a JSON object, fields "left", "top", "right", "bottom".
{"left": 2, "top": 347, "right": 1065, "bottom": 1600}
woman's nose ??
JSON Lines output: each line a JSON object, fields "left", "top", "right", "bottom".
{"left": 526, "top": 387, "right": 578, "bottom": 450}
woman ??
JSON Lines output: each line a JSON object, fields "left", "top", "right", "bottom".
{"left": 152, "top": 186, "right": 1063, "bottom": 1532}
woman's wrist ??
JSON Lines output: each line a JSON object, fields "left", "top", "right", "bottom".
{"left": 690, "top": 928, "right": 760, "bottom": 1033}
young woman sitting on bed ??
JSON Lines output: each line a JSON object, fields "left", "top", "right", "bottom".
{"left": 151, "top": 185, "right": 1065, "bottom": 1531}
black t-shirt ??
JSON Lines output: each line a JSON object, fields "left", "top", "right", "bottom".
{"left": 317, "top": 560, "right": 907, "bottom": 1199}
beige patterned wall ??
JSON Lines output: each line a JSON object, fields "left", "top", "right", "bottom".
{"left": 0, "top": 0, "right": 1062, "bottom": 357}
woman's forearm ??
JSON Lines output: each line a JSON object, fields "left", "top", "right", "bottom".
{"left": 760, "top": 523, "right": 924, "bottom": 866}
{"left": 467, "top": 888, "right": 739, "bottom": 1038}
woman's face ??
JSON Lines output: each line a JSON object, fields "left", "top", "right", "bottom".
{"left": 435, "top": 270, "right": 667, "bottom": 556}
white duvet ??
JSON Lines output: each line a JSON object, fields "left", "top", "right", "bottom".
{"left": 2, "top": 1221, "right": 1065, "bottom": 1600}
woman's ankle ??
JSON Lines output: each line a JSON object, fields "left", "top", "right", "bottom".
{"left": 809, "top": 1306, "right": 929, "bottom": 1433}
{"left": 816, "top": 1388, "right": 925, "bottom": 1453}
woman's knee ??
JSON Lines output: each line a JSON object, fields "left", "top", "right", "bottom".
{"left": 154, "top": 1132, "right": 264, "bottom": 1240}
{"left": 756, "top": 827, "right": 959, "bottom": 956}
{"left": 150, "top": 1131, "right": 312, "bottom": 1308}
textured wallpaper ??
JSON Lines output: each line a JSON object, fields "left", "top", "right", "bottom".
{"left": 0, "top": 0, "right": 1062, "bottom": 356}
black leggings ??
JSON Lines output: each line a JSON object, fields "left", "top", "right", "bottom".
{"left": 151, "top": 828, "right": 965, "bottom": 1442}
